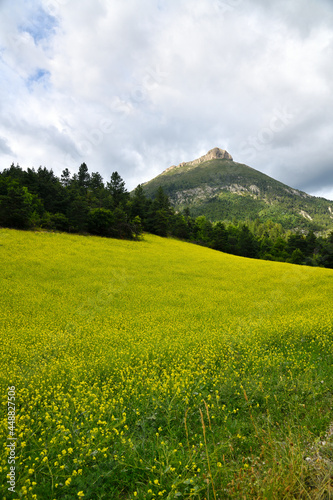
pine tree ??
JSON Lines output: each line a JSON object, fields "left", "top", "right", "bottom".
{"left": 107, "top": 172, "right": 129, "bottom": 207}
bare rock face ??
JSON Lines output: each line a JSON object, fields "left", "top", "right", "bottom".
{"left": 179, "top": 147, "right": 233, "bottom": 167}
{"left": 164, "top": 148, "right": 233, "bottom": 173}
{"left": 202, "top": 147, "right": 233, "bottom": 161}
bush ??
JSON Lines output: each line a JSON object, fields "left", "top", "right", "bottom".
{"left": 88, "top": 208, "right": 114, "bottom": 236}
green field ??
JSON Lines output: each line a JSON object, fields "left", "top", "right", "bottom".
{"left": 1, "top": 229, "right": 333, "bottom": 499}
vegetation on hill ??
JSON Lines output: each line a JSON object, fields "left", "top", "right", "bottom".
{"left": 142, "top": 158, "right": 333, "bottom": 232}
{"left": 0, "top": 163, "right": 142, "bottom": 239}
{"left": 1, "top": 229, "right": 333, "bottom": 499}
{"left": 1, "top": 162, "right": 333, "bottom": 268}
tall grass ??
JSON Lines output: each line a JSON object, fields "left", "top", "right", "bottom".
{"left": 0, "top": 228, "right": 332, "bottom": 499}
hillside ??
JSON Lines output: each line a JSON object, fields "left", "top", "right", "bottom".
{"left": 1, "top": 228, "right": 333, "bottom": 498}
{"left": 142, "top": 147, "right": 333, "bottom": 232}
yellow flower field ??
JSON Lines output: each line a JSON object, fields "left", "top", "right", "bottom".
{"left": 0, "top": 228, "right": 332, "bottom": 499}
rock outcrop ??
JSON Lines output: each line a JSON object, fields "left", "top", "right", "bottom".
{"left": 164, "top": 147, "right": 233, "bottom": 173}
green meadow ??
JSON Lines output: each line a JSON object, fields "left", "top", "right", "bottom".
{"left": 1, "top": 228, "right": 333, "bottom": 499}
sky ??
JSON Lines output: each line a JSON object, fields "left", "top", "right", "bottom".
{"left": 0, "top": 0, "right": 333, "bottom": 199}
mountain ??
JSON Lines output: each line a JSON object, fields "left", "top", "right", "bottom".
{"left": 142, "top": 147, "right": 333, "bottom": 232}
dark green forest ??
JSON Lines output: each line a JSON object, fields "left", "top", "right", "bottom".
{"left": 1, "top": 162, "right": 333, "bottom": 268}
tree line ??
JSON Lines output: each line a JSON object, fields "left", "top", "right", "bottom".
{"left": 1, "top": 162, "right": 333, "bottom": 268}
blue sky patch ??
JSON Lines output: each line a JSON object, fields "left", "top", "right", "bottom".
{"left": 27, "top": 68, "right": 51, "bottom": 90}
{"left": 19, "top": 7, "right": 57, "bottom": 44}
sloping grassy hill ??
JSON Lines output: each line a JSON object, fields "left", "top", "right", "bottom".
{"left": 142, "top": 159, "right": 333, "bottom": 231}
{"left": 1, "top": 229, "right": 333, "bottom": 499}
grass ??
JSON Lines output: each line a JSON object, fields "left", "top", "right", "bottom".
{"left": 0, "top": 228, "right": 333, "bottom": 499}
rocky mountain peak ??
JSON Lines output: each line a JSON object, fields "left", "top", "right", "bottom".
{"left": 202, "top": 148, "right": 233, "bottom": 161}
{"left": 164, "top": 148, "right": 233, "bottom": 173}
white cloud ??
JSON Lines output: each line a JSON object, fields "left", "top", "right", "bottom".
{"left": 0, "top": 0, "right": 333, "bottom": 199}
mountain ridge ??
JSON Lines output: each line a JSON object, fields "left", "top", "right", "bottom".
{"left": 141, "top": 148, "right": 333, "bottom": 232}
{"left": 162, "top": 147, "right": 234, "bottom": 173}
